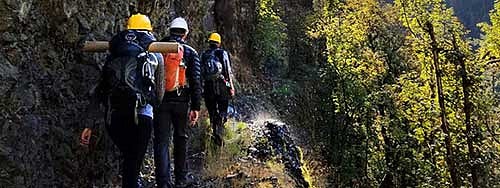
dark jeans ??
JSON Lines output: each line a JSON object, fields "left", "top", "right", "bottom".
{"left": 204, "top": 91, "right": 229, "bottom": 146}
{"left": 106, "top": 110, "right": 152, "bottom": 188}
{"left": 153, "top": 100, "right": 189, "bottom": 187}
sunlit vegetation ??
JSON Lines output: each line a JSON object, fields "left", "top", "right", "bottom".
{"left": 257, "top": 0, "right": 500, "bottom": 187}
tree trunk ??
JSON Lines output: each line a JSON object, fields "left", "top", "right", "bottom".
{"left": 425, "top": 21, "right": 460, "bottom": 187}
{"left": 376, "top": 102, "right": 396, "bottom": 187}
{"left": 380, "top": 123, "right": 395, "bottom": 188}
{"left": 452, "top": 37, "right": 479, "bottom": 188}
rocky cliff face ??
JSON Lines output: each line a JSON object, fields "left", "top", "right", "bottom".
{"left": 0, "top": 0, "right": 256, "bottom": 187}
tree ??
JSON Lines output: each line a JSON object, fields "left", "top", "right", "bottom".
{"left": 308, "top": 0, "right": 417, "bottom": 186}
{"left": 477, "top": 1, "right": 500, "bottom": 186}
{"left": 304, "top": 0, "right": 500, "bottom": 186}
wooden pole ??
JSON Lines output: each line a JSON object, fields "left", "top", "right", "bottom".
{"left": 81, "top": 41, "right": 109, "bottom": 52}
{"left": 148, "top": 42, "right": 179, "bottom": 53}
{"left": 81, "top": 41, "right": 179, "bottom": 53}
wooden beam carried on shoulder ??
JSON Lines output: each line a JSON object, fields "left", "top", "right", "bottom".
{"left": 81, "top": 41, "right": 179, "bottom": 53}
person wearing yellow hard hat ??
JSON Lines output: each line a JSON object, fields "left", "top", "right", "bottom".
{"left": 154, "top": 17, "right": 202, "bottom": 188}
{"left": 127, "top": 13, "right": 153, "bottom": 31}
{"left": 208, "top": 32, "right": 222, "bottom": 44}
{"left": 201, "top": 32, "right": 235, "bottom": 149}
{"left": 80, "top": 13, "right": 164, "bottom": 188}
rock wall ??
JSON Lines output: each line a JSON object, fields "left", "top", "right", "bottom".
{"left": 0, "top": 0, "right": 256, "bottom": 187}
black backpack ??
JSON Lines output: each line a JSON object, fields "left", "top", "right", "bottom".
{"left": 102, "top": 30, "right": 159, "bottom": 109}
{"left": 203, "top": 49, "right": 224, "bottom": 80}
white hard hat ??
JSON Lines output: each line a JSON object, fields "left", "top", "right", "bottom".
{"left": 169, "top": 17, "right": 189, "bottom": 35}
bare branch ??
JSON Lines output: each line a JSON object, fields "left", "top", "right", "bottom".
{"left": 401, "top": 0, "right": 423, "bottom": 40}
{"left": 487, "top": 59, "right": 500, "bottom": 65}
{"left": 486, "top": 120, "right": 500, "bottom": 144}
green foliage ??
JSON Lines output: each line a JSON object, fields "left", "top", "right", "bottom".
{"left": 307, "top": 0, "right": 408, "bottom": 186}
{"left": 224, "top": 120, "right": 251, "bottom": 157}
{"left": 254, "top": 0, "right": 288, "bottom": 67}
{"left": 202, "top": 120, "right": 252, "bottom": 181}
{"left": 479, "top": 1, "right": 500, "bottom": 58}
{"left": 300, "top": 0, "right": 500, "bottom": 187}
{"left": 203, "top": 119, "right": 251, "bottom": 159}
{"left": 477, "top": 1, "right": 500, "bottom": 187}
{"left": 271, "top": 79, "right": 298, "bottom": 97}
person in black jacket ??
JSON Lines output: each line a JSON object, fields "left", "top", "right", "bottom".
{"left": 154, "top": 17, "right": 202, "bottom": 188}
{"left": 201, "top": 32, "right": 235, "bottom": 148}
{"left": 80, "top": 13, "right": 165, "bottom": 188}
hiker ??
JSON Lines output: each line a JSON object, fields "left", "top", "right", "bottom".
{"left": 201, "top": 32, "right": 235, "bottom": 147}
{"left": 80, "top": 13, "right": 165, "bottom": 188}
{"left": 154, "top": 17, "right": 202, "bottom": 188}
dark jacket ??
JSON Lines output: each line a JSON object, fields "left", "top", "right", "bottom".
{"left": 160, "top": 35, "right": 202, "bottom": 111}
{"left": 83, "top": 30, "right": 165, "bottom": 129}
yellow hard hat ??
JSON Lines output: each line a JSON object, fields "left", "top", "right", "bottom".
{"left": 208, "top": 32, "right": 221, "bottom": 44}
{"left": 127, "top": 13, "right": 153, "bottom": 31}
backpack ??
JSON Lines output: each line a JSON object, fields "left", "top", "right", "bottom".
{"left": 163, "top": 45, "right": 187, "bottom": 92}
{"left": 203, "top": 49, "right": 224, "bottom": 80}
{"left": 103, "top": 30, "right": 159, "bottom": 109}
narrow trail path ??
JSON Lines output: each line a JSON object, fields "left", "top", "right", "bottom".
{"left": 138, "top": 95, "right": 313, "bottom": 188}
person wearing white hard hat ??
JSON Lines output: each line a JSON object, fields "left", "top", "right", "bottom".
{"left": 153, "top": 17, "right": 202, "bottom": 188}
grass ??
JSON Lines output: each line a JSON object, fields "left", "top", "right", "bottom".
{"left": 200, "top": 119, "right": 297, "bottom": 187}
{"left": 202, "top": 119, "right": 251, "bottom": 177}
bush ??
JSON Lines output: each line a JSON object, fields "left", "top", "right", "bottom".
{"left": 254, "top": 0, "right": 288, "bottom": 73}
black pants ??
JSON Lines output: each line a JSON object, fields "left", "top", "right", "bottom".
{"left": 204, "top": 90, "right": 229, "bottom": 146}
{"left": 153, "top": 99, "right": 189, "bottom": 187}
{"left": 106, "top": 110, "right": 152, "bottom": 188}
